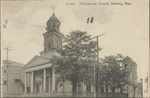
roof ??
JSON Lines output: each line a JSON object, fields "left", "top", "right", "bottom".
{"left": 24, "top": 55, "right": 51, "bottom": 69}
{"left": 46, "top": 12, "right": 60, "bottom": 25}
{"left": 43, "top": 30, "right": 64, "bottom": 37}
{"left": 3, "top": 60, "right": 25, "bottom": 67}
{"left": 49, "top": 12, "right": 59, "bottom": 21}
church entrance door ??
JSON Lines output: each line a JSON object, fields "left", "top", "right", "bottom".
{"left": 36, "top": 84, "right": 40, "bottom": 93}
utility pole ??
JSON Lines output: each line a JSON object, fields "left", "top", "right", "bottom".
{"left": 93, "top": 53, "right": 96, "bottom": 97}
{"left": 4, "top": 48, "right": 10, "bottom": 61}
{"left": 90, "top": 33, "right": 105, "bottom": 97}
{"left": 141, "top": 78, "right": 143, "bottom": 98}
{"left": 96, "top": 36, "right": 99, "bottom": 96}
{"left": 4, "top": 48, "right": 11, "bottom": 94}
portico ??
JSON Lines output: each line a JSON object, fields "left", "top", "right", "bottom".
{"left": 24, "top": 59, "right": 56, "bottom": 93}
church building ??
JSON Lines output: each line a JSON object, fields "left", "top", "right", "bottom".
{"left": 23, "top": 12, "right": 83, "bottom": 96}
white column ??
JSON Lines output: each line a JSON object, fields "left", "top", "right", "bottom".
{"left": 77, "top": 84, "right": 78, "bottom": 92}
{"left": 82, "top": 83, "right": 86, "bottom": 92}
{"left": 25, "top": 72, "right": 27, "bottom": 93}
{"left": 63, "top": 82, "right": 65, "bottom": 93}
{"left": 40, "top": 81, "right": 42, "bottom": 93}
{"left": 52, "top": 67, "right": 55, "bottom": 92}
{"left": 31, "top": 71, "right": 34, "bottom": 93}
{"left": 104, "top": 86, "right": 106, "bottom": 93}
{"left": 43, "top": 68, "right": 46, "bottom": 92}
{"left": 91, "top": 84, "right": 93, "bottom": 92}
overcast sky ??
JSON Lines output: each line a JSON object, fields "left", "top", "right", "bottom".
{"left": 1, "top": 0, "right": 149, "bottom": 96}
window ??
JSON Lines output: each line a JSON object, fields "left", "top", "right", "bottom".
{"left": 78, "top": 84, "right": 81, "bottom": 87}
{"left": 48, "top": 43, "right": 51, "bottom": 48}
{"left": 48, "top": 35, "right": 53, "bottom": 49}
{"left": 44, "top": 48, "right": 46, "bottom": 52}
{"left": 4, "top": 69, "right": 6, "bottom": 73}
{"left": 130, "top": 73, "right": 132, "bottom": 77}
{"left": 57, "top": 44, "right": 59, "bottom": 49}
{"left": 56, "top": 35, "right": 60, "bottom": 49}
{"left": 125, "top": 64, "right": 128, "bottom": 68}
{"left": 4, "top": 81, "right": 6, "bottom": 85}
{"left": 53, "top": 23, "right": 55, "bottom": 28}
{"left": 57, "top": 25, "right": 59, "bottom": 29}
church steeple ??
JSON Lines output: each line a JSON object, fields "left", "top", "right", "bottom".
{"left": 46, "top": 11, "right": 60, "bottom": 32}
{"left": 43, "top": 10, "right": 63, "bottom": 53}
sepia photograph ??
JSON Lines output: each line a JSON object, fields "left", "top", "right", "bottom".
{"left": 1, "top": 0, "right": 149, "bottom": 97}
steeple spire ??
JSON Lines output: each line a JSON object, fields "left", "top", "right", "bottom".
{"left": 51, "top": 6, "right": 55, "bottom": 16}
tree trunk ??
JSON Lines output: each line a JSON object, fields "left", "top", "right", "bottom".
{"left": 72, "top": 82, "right": 77, "bottom": 96}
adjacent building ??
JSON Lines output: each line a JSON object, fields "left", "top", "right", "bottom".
{"left": 98, "top": 56, "right": 139, "bottom": 97}
{"left": 2, "top": 60, "right": 25, "bottom": 96}
{"left": 137, "top": 79, "right": 143, "bottom": 98}
{"left": 122, "top": 56, "right": 138, "bottom": 97}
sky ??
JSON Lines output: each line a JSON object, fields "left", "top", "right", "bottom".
{"left": 1, "top": 0, "right": 149, "bottom": 96}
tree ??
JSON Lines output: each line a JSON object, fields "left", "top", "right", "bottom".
{"left": 99, "top": 54, "right": 130, "bottom": 93}
{"left": 52, "top": 30, "right": 101, "bottom": 96}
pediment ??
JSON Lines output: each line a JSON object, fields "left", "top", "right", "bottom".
{"left": 24, "top": 55, "right": 51, "bottom": 69}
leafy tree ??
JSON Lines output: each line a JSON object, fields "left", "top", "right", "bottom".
{"left": 52, "top": 30, "right": 101, "bottom": 96}
{"left": 99, "top": 54, "right": 130, "bottom": 93}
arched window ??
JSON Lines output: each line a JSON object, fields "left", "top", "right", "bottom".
{"left": 4, "top": 69, "right": 6, "bottom": 73}
{"left": 44, "top": 48, "right": 46, "bottom": 52}
{"left": 125, "top": 64, "right": 128, "bottom": 68}
{"left": 56, "top": 35, "right": 59, "bottom": 49}
{"left": 53, "top": 23, "right": 55, "bottom": 28}
{"left": 4, "top": 81, "right": 6, "bottom": 85}
{"left": 48, "top": 35, "right": 53, "bottom": 49}
{"left": 48, "top": 43, "right": 51, "bottom": 48}
{"left": 57, "top": 25, "right": 59, "bottom": 29}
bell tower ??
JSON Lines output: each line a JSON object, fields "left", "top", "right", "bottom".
{"left": 43, "top": 11, "right": 63, "bottom": 53}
